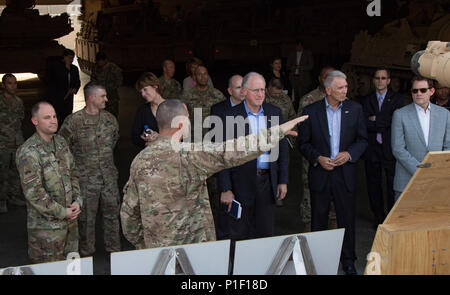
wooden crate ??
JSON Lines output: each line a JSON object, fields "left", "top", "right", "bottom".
{"left": 365, "top": 151, "right": 450, "bottom": 275}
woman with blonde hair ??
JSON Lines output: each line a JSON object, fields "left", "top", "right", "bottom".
{"left": 131, "top": 72, "right": 165, "bottom": 148}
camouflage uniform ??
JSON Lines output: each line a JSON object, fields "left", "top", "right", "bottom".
{"left": 121, "top": 126, "right": 286, "bottom": 249}
{"left": 16, "top": 133, "right": 82, "bottom": 263}
{"left": 91, "top": 62, "right": 123, "bottom": 118}
{"left": 158, "top": 76, "right": 182, "bottom": 100}
{"left": 180, "top": 86, "right": 226, "bottom": 228}
{"left": 58, "top": 108, "right": 121, "bottom": 256}
{"left": 297, "top": 87, "right": 337, "bottom": 229}
{"left": 0, "top": 93, "right": 25, "bottom": 210}
{"left": 265, "top": 90, "right": 297, "bottom": 122}
{"left": 180, "top": 86, "right": 226, "bottom": 138}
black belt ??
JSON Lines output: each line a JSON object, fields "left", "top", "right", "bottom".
{"left": 256, "top": 169, "right": 269, "bottom": 175}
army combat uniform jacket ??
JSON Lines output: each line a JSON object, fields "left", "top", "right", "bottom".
{"left": 0, "top": 93, "right": 24, "bottom": 203}
{"left": 91, "top": 62, "right": 123, "bottom": 117}
{"left": 265, "top": 91, "right": 296, "bottom": 122}
{"left": 0, "top": 93, "right": 24, "bottom": 149}
{"left": 181, "top": 86, "right": 225, "bottom": 122}
{"left": 121, "top": 127, "right": 286, "bottom": 249}
{"left": 16, "top": 133, "right": 82, "bottom": 229}
{"left": 158, "top": 76, "right": 182, "bottom": 100}
{"left": 58, "top": 108, "right": 119, "bottom": 182}
{"left": 58, "top": 108, "right": 121, "bottom": 255}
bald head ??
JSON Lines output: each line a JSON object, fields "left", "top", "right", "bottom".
{"left": 228, "top": 75, "right": 244, "bottom": 103}
{"left": 156, "top": 99, "right": 189, "bottom": 130}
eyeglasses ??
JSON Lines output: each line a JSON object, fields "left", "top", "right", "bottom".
{"left": 247, "top": 88, "right": 265, "bottom": 94}
{"left": 411, "top": 88, "right": 431, "bottom": 94}
{"left": 374, "top": 77, "right": 388, "bottom": 80}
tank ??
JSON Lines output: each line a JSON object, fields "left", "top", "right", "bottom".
{"left": 0, "top": 0, "right": 74, "bottom": 76}
{"left": 342, "top": 0, "right": 450, "bottom": 100}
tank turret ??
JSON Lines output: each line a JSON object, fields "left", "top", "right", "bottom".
{"left": 0, "top": 0, "right": 73, "bottom": 76}
{"left": 342, "top": 0, "right": 450, "bottom": 100}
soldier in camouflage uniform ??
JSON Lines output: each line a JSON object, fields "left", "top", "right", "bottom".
{"left": 58, "top": 82, "right": 121, "bottom": 256}
{"left": 265, "top": 77, "right": 296, "bottom": 122}
{"left": 90, "top": 52, "right": 123, "bottom": 118}
{"left": 180, "top": 65, "right": 225, "bottom": 230}
{"left": 120, "top": 99, "right": 307, "bottom": 249}
{"left": 264, "top": 77, "right": 297, "bottom": 207}
{"left": 0, "top": 74, "right": 25, "bottom": 213}
{"left": 158, "top": 59, "right": 182, "bottom": 100}
{"left": 16, "top": 102, "right": 82, "bottom": 263}
{"left": 181, "top": 65, "right": 225, "bottom": 139}
{"left": 297, "top": 66, "right": 337, "bottom": 232}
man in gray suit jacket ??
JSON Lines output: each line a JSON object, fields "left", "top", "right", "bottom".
{"left": 391, "top": 76, "right": 450, "bottom": 200}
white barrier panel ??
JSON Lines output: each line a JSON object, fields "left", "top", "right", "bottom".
{"left": 0, "top": 256, "right": 93, "bottom": 275}
{"left": 233, "top": 229, "right": 345, "bottom": 275}
{"left": 111, "top": 240, "right": 230, "bottom": 275}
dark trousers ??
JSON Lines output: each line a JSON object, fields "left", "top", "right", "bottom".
{"left": 222, "top": 173, "right": 275, "bottom": 241}
{"left": 310, "top": 167, "right": 356, "bottom": 266}
{"left": 364, "top": 143, "right": 395, "bottom": 223}
{"left": 50, "top": 96, "right": 74, "bottom": 127}
{"left": 222, "top": 173, "right": 275, "bottom": 274}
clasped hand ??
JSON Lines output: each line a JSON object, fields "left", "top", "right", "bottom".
{"left": 317, "top": 152, "right": 350, "bottom": 171}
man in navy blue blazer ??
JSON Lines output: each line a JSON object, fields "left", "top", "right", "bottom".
{"left": 298, "top": 70, "right": 368, "bottom": 275}
{"left": 362, "top": 67, "right": 404, "bottom": 226}
{"left": 217, "top": 72, "right": 289, "bottom": 241}
{"left": 210, "top": 74, "right": 245, "bottom": 240}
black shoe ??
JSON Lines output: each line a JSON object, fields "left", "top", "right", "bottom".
{"left": 343, "top": 263, "right": 357, "bottom": 275}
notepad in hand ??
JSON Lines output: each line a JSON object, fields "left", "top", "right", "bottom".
{"left": 222, "top": 200, "right": 242, "bottom": 220}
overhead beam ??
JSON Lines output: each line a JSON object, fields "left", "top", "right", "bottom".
{"left": 0, "top": 0, "right": 74, "bottom": 5}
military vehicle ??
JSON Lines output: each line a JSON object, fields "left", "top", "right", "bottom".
{"left": 0, "top": 0, "right": 73, "bottom": 77}
{"left": 342, "top": 0, "right": 450, "bottom": 99}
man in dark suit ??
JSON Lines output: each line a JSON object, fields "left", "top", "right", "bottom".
{"left": 210, "top": 74, "right": 244, "bottom": 240}
{"left": 46, "top": 48, "right": 81, "bottom": 126}
{"left": 211, "top": 75, "right": 245, "bottom": 121}
{"left": 298, "top": 70, "right": 368, "bottom": 275}
{"left": 362, "top": 67, "right": 404, "bottom": 226}
{"left": 286, "top": 39, "right": 314, "bottom": 112}
{"left": 217, "top": 72, "right": 289, "bottom": 240}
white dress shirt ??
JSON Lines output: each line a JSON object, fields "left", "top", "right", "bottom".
{"left": 414, "top": 103, "right": 431, "bottom": 146}
{"left": 295, "top": 51, "right": 303, "bottom": 75}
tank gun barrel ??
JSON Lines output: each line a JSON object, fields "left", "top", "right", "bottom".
{"left": 411, "top": 41, "right": 450, "bottom": 87}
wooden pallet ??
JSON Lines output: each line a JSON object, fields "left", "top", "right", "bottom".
{"left": 365, "top": 151, "right": 450, "bottom": 275}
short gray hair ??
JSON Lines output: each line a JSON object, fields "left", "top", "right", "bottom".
{"left": 242, "top": 72, "right": 265, "bottom": 89}
{"left": 323, "top": 70, "right": 347, "bottom": 88}
{"left": 84, "top": 82, "right": 105, "bottom": 101}
{"left": 156, "top": 99, "right": 188, "bottom": 130}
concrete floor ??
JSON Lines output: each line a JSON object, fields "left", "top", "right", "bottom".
{"left": 0, "top": 70, "right": 380, "bottom": 275}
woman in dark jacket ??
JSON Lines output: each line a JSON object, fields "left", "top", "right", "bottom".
{"left": 131, "top": 72, "right": 165, "bottom": 148}
{"left": 264, "top": 56, "right": 292, "bottom": 97}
